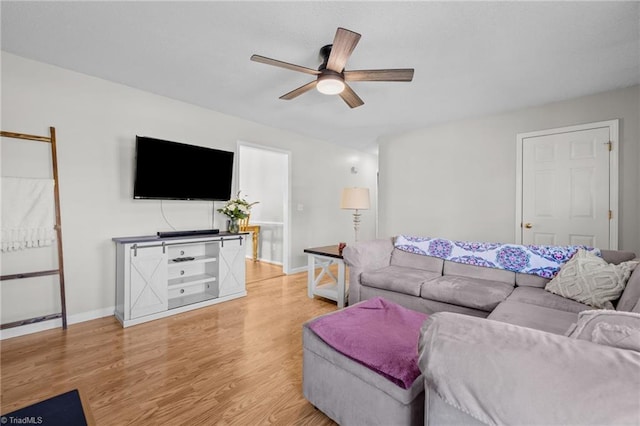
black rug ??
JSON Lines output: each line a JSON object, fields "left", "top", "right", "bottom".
{"left": 1, "top": 389, "right": 88, "bottom": 426}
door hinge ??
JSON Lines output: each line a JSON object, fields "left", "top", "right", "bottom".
{"left": 606, "top": 141, "right": 613, "bottom": 151}
{"left": 609, "top": 210, "right": 613, "bottom": 220}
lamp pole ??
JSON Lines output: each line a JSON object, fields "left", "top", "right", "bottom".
{"left": 352, "top": 208, "right": 362, "bottom": 242}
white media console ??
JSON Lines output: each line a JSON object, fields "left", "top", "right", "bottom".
{"left": 112, "top": 233, "right": 247, "bottom": 327}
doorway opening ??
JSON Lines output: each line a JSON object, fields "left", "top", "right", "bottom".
{"left": 237, "top": 142, "right": 291, "bottom": 273}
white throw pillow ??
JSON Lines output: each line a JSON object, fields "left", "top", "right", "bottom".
{"left": 566, "top": 309, "right": 640, "bottom": 352}
{"left": 545, "top": 249, "right": 638, "bottom": 309}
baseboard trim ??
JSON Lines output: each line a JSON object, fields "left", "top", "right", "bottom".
{"left": 288, "top": 265, "right": 307, "bottom": 275}
{"left": 1, "top": 306, "right": 115, "bottom": 340}
{"left": 245, "top": 256, "right": 283, "bottom": 266}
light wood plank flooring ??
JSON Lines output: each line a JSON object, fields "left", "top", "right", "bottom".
{"left": 1, "top": 261, "right": 338, "bottom": 425}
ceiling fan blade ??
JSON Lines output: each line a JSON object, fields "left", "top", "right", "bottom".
{"left": 251, "top": 54, "right": 320, "bottom": 76}
{"left": 339, "top": 83, "right": 364, "bottom": 108}
{"left": 326, "top": 28, "right": 361, "bottom": 73}
{"left": 344, "top": 69, "right": 415, "bottom": 82}
{"left": 279, "top": 80, "right": 318, "bottom": 100}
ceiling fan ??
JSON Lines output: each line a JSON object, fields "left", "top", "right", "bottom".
{"left": 250, "top": 27, "right": 414, "bottom": 108}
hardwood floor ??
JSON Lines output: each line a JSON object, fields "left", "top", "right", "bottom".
{"left": 1, "top": 261, "right": 338, "bottom": 425}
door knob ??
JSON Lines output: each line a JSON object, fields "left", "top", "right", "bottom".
{"left": 524, "top": 223, "right": 533, "bottom": 229}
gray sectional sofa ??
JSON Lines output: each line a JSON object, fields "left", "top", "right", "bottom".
{"left": 417, "top": 311, "right": 640, "bottom": 425}
{"left": 302, "top": 237, "right": 640, "bottom": 425}
{"left": 344, "top": 238, "right": 639, "bottom": 334}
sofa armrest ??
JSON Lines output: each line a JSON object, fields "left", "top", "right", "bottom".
{"left": 617, "top": 260, "right": 640, "bottom": 312}
{"left": 342, "top": 238, "right": 394, "bottom": 305}
{"left": 418, "top": 312, "right": 640, "bottom": 425}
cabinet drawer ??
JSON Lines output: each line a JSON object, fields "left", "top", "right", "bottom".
{"left": 168, "top": 281, "right": 212, "bottom": 298}
{"left": 167, "top": 262, "right": 205, "bottom": 280}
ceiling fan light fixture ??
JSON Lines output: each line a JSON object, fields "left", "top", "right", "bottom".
{"left": 251, "top": 27, "right": 413, "bottom": 107}
{"left": 316, "top": 73, "right": 345, "bottom": 95}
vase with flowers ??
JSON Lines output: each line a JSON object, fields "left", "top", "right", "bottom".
{"left": 217, "top": 191, "right": 259, "bottom": 233}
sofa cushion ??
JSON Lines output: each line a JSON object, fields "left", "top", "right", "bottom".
{"left": 545, "top": 249, "right": 638, "bottom": 309}
{"left": 390, "top": 249, "right": 443, "bottom": 273}
{"left": 361, "top": 266, "right": 440, "bottom": 297}
{"left": 600, "top": 249, "right": 637, "bottom": 264}
{"left": 566, "top": 310, "right": 640, "bottom": 352}
{"left": 443, "top": 260, "right": 515, "bottom": 284}
{"left": 487, "top": 300, "right": 578, "bottom": 335}
{"left": 420, "top": 276, "right": 513, "bottom": 312}
{"left": 507, "top": 286, "right": 591, "bottom": 314}
{"left": 515, "top": 272, "right": 550, "bottom": 288}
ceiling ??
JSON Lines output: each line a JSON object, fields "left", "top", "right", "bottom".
{"left": 1, "top": 1, "right": 639, "bottom": 153}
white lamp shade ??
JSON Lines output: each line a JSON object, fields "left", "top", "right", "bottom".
{"left": 340, "top": 187, "right": 370, "bottom": 210}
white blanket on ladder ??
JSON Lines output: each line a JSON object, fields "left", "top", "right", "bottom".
{"left": 1, "top": 177, "right": 56, "bottom": 252}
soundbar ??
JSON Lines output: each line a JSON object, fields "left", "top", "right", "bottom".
{"left": 157, "top": 229, "right": 220, "bottom": 238}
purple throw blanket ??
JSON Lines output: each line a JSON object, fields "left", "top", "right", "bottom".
{"left": 308, "top": 297, "right": 428, "bottom": 389}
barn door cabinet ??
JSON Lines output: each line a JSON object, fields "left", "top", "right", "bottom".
{"left": 113, "top": 233, "right": 247, "bottom": 327}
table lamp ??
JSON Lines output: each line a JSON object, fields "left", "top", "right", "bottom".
{"left": 340, "top": 187, "right": 370, "bottom": 242}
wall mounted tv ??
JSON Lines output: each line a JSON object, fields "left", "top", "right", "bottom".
{"left": 133, "top": 136, "right": 234, "bottom": 201}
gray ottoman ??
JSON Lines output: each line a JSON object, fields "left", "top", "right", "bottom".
{"left": 302, "top": 298, "right": 426, "bottom": 426}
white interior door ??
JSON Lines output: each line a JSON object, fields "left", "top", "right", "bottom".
{"left": 516, "top": 121, "right": 618, "bottom": 249}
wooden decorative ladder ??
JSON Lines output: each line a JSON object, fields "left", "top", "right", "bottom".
{"left": 1, "top": 127, "right": 68, "bottom": 330}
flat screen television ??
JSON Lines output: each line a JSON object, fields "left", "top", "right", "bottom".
{"left": 133, "top": 136, "right": 234, "bottom": 201}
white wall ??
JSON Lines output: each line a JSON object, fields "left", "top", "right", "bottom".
{"left": 378, "top": 85, "right": 640, "bottom": 255}
{"left": 0, "top": 53, "right": 378, "bottom": 329}
{"left": 239, "top": 146, "right": 286, "bottom": 222}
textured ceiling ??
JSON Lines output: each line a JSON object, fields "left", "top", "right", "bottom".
{"left": 2, "top": 1, "right": 639, "bottom": 153}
